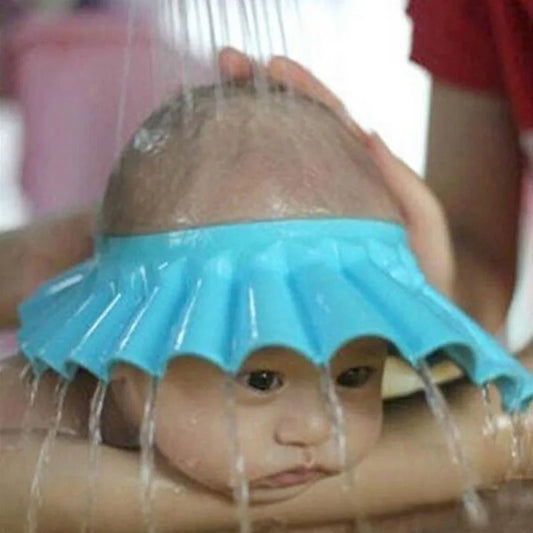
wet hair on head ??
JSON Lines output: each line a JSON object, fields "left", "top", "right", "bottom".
{"left": 100, "top": 80, "right": 402, "bottom": 235}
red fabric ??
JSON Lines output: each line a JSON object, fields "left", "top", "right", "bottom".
{"left": 408, "top": 0, "right": 533, "bottom": 131}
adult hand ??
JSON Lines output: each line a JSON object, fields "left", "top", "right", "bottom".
{"left": 0, "top": 209, "right": 95, "bottom": 329}
{"left": 218, "top": 48, "right": 455, "bottom": 297}
{"left": 218, "top": 47, "right": 367, "bottom": 141}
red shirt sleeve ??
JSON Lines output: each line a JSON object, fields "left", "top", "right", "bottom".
{"left": 407, "top": 0, "right": 504, "bottom": 93}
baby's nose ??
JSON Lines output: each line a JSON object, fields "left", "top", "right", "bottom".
{"left": 274, "top": 392, "right": 332, "bottom": 447}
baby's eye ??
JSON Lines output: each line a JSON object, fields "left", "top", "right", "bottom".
{"left": 237, "top": 370, "right": 284, "bottom": 392}
{"left": 336, "top": 367, "right": 374, "bottom": 389}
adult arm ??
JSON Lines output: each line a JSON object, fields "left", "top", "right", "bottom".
{"left": 424, "top": 79, "right": 523, "bottom": 333}
{"left": 236, "top": 46, "right": 525, "bottom": 334}
{"left": 0, "top": 209, "right": 95, "bottom": 328}
{"left": 0, "top": 368, "right": 517, "bottom": 532}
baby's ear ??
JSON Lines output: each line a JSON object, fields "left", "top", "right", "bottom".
{"left": 366, "top": 133, "right": 456, "bottom": 298}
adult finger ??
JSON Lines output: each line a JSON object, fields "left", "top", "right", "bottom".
{"left": 366, "top": 133, "right": 455, "bottom": 297}
{"left": 218, "top": 47, "right": 256, "bottom": 81}
{"left": 267, "top": 56, "right": 367, "bottom": 141}
{"left": 267, "top": 57, "right": 345, "bottom": 112}
{"left": 218, "top": 49, "right": 367, "bottom": 139}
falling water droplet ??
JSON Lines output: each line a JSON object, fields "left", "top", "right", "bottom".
{"left": 271, "top": 0, "right": 296, "bottom": 106}
{"left": 81, "top": 380, "right": 108, "bottom": 533}
{"left": 509, "top": 410, "right": 529, "bottom": 477}
{"left": 205, "top": 0, "right": 224, "bottom": 114}
{"left": 115, "top": 0, "right": 139, "bottom": 159}
{"left": 20, "top": 372, "right": 42, "bottom": 448}
{"left": 417, "top": 361, "right": 488, "bottom": 528}
{"left": 480, "top": 384, "right": 497, "bottom": 439}
{"left": 250, "top": 0, "right": 264, "bottom": 60}
{"left": 140, "top": 376, "right": 158, "bottom": 533}
{"left": 237, "top": 0, "right": 266, "bottom": 96}
{"left": 225, "top": 377, "right": 251, "bottom": 533}
{"left": 319, "top": 365, "right": 348, "bottom": 479}
{"left": 146, "top": 0, "right": 163, "bottom": 110}
{"left": 274, "top": 0, "right": 289, "bottom": 57}
{"left": 19, "top": 361, "right": 32, "bottom": 383}
{"left": 320, "top": 365, "right": 373, "bottom": 531}
{"left": 176, "top": 0, "right": 192, "bottom": 111}
{"left": 260, "top": 2, "right": 275, "bottom": 62}
{"left": 26, "top": 379, "right": 70, "bottom": 533}
{"left": 218, "top": 0, "right": 230, "bottom": 46}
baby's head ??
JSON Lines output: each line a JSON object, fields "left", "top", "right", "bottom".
{"left": 100, "top": 82, "right": 402, "bottom": 234}
{"left": 104, "top": 82, "right": 401, "bottom": 501}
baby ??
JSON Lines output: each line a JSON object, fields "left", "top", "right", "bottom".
{"left": 3, "top": 76, "right": 532, "bottom": 532}
{"left": 98, "top": 81, "right": 397, "bottom": 502}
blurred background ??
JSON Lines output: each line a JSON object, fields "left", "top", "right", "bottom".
{"left": 0, "top": 0, "right": 430, "bottom": 230}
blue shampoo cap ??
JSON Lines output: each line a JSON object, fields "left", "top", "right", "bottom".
{"left": 18, "top": 218, "right": 533, "bottom": 412}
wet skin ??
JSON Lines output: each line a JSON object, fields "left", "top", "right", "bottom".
{"left": 112, "top": 338, "right": 387, "bottom": 503}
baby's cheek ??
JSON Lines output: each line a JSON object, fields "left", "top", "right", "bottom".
{"left": 154, "top": 410, "right": 234, "bottom": 492}
{"left": 344, "top": 396, "right": 383, "bottom": 466}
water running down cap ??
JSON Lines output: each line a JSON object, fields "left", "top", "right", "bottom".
{"left": 18, "top": 218, "right": 533, "bottom": 412}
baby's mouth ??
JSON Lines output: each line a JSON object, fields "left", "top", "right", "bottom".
{"left": 252, "top": 466, "right": 333, "bottom": 489}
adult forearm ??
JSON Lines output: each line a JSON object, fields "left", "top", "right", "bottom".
{"left": 0, "top": 209, "right": 95, "bottom": 329}
{"left": 0, "top": 381, "right": 516, "bottom": 533}
{"left": 0, "top": 435, "right": 144, "bottom": 533}
{"left": 451, "top": 234, "right": 516, "bottom": 334}
{"left": 275, "top": 383, "right": 511, "bottom": 524}
{"left": 0, "top": 434, "right": 249, "bottom": 533}
{"left": 424, "top": 80, "right": 522, "bottom": 333}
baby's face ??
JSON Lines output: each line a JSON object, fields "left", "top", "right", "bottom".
{"left": 116, "top": 338, "right": 386, "bottom": 503}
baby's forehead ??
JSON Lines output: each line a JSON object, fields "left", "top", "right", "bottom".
{"left": 100, "top": 88, "right": 402, "bottom": 235}
{"left": 248, "top": 339, "right": 388, "bottom": 361}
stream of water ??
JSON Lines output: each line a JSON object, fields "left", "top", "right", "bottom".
{"left": 140, "top": 376, "right": 159, "bottom": 533}
{"left": 80, "top": 380, "right": 108, "bottom": 533}
{"left": 19, "top": 372, "right": 42, "bottom": 449}
{"left": 26, "top": 379, "right": 70, "bottom": 533}
{"left": 225, "top": 376, "right": 251, "bottom": 533}
{"left": 417, "top": 361, "right": 488, "bottom": 528}
{"left": 480, "top": 384, "right": 498, "bottom": 440}
{"left": 319, "top": 365, "right": 374, "bottom": 532}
